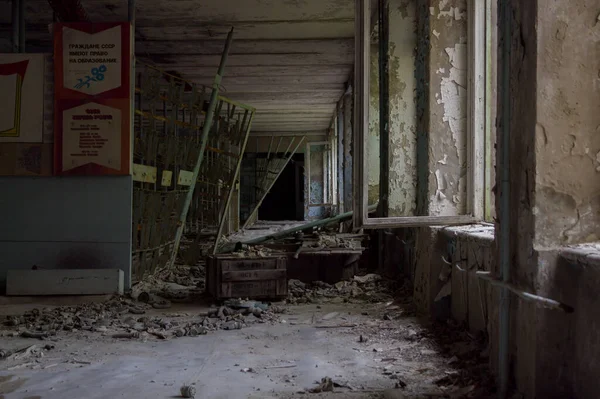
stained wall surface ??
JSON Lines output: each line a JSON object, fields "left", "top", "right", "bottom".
{"left": 0, "top": 176, "right": 133, "bottom": 291}
{"left": 368, "top": 0, "right": 418, "bottom": 215}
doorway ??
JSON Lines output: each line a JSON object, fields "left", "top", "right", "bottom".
{"left": 258, "top": 153, "right": 305, "bottom": 221}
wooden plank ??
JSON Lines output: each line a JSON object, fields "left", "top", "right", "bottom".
{"left": 222, "top": 269, "right": 286, "bottom": 282}
{"left": 9, "top": 0, "right": 355, "bottom": 24}
{"left": 221, "top": 280, "right": 285, "bottom": 299}
{"left": 135, "top": 22, "right": 354, "bottom": 41}
{"left": 173, "top": 65, "right": 352, "bottom": 78}
{"left": 140, "top": 53, "right": 353, "bottom": 67}
{"left": 135, "top": 39, "right": 354, "bottom": 56}
{"left": 133, "top": 163, "right": 158, "bottom": 183}
{"left": 361, "top": 215, "right": 477, "bottom": 229}
{"left": 217, "top": 92, "right": 342, "bottom": 102}
{"left": 221, "top": 258, "right": 281, "bottom": 271}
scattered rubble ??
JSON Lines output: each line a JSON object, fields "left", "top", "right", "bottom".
{"left": 313, "top": 234, "right": 362, "bottom": 250}
{"left": 232, "top": 244, "right": 273, "bottom": 258}
{"left": 287, "top": 273, "right": 393, "bottom": 305}
{"left": 0, "top": 293, "right": 283, "bottom": 344}
{"left": 180, "top": 384, "right": 196, "bottom": 398}
{"left": 308, "top": 377, "right": 334, "bottom": 393}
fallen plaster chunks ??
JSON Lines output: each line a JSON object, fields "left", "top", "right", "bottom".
{"left": 20, "top": 330, "right": 53, "bottom": 340}
{"left": 308, "top": 377, "right": 334, "bottom": 393}
{"left": 111, "top": 332, "right": 140, "bottom": 339}
{"left": 180, "top": 384, "right": 196, "bottom": 398}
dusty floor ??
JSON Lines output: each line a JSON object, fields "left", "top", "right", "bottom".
{"left": 0, "top": 297, "right": 495, "bottom": 399}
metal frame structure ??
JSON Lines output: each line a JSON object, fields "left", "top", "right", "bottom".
{"left": 130, "top": 29, "right": 256, "bottom": 279}
{"left": 212, "top": 110, "right": 256, "bottom": 253}
{"left": 240, "top": 135, "right": 306, "bottom": 230}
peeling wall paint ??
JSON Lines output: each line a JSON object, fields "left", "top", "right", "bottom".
{"left": 368, "top": 42, "right": 381, "bottom": 206}
{"left": 388, "top": 0, "right": 418, "bottom": 217}
{"left": 427, "top": 0, "right": 467, "bottom": 216}
{"left": 534, "top": 0, "right": 600, "bottom": 247}
{"left": 367, "top": 0, "right": 418, "bottom": 215}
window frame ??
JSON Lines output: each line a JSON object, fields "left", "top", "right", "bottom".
{"left": 352, "top": 0, "right": 492, "bottom": 229}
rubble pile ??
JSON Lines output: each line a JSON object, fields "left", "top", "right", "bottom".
{"left": 287, "top": 273, "right": 394, "bottom": 305}
{"left": 0, "top": 296, "right": 284, "bottom": 342}
{"left": 232, "top": 244, "right": 273, "bottom": 258}
{"left": 156, "top": 263, "right": 204, "bottom": 288}
{"left": 314, "top": 234, "right": 362, "bottom": 250}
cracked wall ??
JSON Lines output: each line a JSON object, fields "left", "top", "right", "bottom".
{"left": 427, "top": 0, "right": 468, "bottom": 216}
{"left": 534, "top": 0, "right": 600, "bottom": 248}
{"left": 498, "top": 1, "right": 600, "bottom": 397}
{"left": 368, "top": 0, "right": 418, "bottom": 215}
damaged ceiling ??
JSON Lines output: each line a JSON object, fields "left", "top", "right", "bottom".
{"left": 0, "top": 0, "right": 355, "bottom": 135}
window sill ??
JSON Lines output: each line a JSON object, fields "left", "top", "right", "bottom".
{"left": 439, "top": 223, "right": 495, "bottom": 245}
{"left": 559, "top": 243, "right": 600, "bottom": 266}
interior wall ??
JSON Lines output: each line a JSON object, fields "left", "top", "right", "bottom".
{"left": 534, "top": 0, "right": 600, "bottom": 247}
{"left": 0, "top": 176, "right": 133, "bottom": 291}
{"left": 411, "top": 1, "right": 600, "bottom": 398}
{"left": 426, "top": 0, "right": 468, "bottom": 216}
{"left": 307, "top": 143, "right": 329, "bottom": 219}
{"left": 368, "top": 0, "right": 418, "bottom": 214}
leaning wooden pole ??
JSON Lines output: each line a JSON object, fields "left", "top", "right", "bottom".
{"left": 169, "top": 27, "right": 234, "bottom": 268}
{"left": 241, "top": 136, "right": 306, "bottom": 230}
{"left": 212, "top": 111, "right": 256, "bottom": 254}
{"left": 218, "top": 204, "right": 378, "bottom": 253}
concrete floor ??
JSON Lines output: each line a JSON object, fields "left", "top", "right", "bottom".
{"left": 0, "top": 301, "right": 492, "bottom": 399}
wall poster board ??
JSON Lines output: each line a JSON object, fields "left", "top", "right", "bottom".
{"left": 54, "top": 22, "right": 132, "bottom": 176}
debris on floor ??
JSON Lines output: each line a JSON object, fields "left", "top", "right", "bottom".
{"left": 0, "top": 290, "right": 284, "bottom": 344}
{"left": 287, "top": 273, "right": 393, "bottom": 305}
{"left": 232, "top": 244, "right": 274, "bottom": 258}
{"left": 180, "top": 384, "right": 196, "bottom": 398}
{"left": 308, "top": 376, "right": 334, "bottom": 393}
{"left": 0, "top": 258, "right": 496, "bottom": 398}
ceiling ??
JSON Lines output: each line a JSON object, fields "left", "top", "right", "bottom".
{"left": 0, "top": 0, "right": 355, "bottom": 135}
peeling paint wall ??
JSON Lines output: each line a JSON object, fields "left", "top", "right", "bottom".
{"left": 534, "top": 0, "right": 600, "bottom": 248}
{"left": 427, "top": 0, "right": 468, "bottom": 216}
{"left": 368, "top": 41, "right": 381, "bottom": 205}
{"left": 368, "top": 0, "right": 418, "bottom": 214}
{"left": 307, "top": 143, "right": 329, "bottom": 219}
{"left": 389, "top": 1, "right": 418, "bottom": 216}
{"left": 498, "top": 1, "right": 600, "bottom": 397}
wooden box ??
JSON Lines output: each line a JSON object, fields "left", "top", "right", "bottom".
{"left": 206, "top": 255, "right": 287, "bottom": 300}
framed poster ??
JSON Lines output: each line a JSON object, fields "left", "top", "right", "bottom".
{"left": 0, "top": 54, "right": 45, "bottom": 143}
{"left": 53, "top": 22, "right": 131, "bottom": 176}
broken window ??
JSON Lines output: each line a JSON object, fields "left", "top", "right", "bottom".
{"left": 352, "top": 0, "right": 495, "bottom": 228}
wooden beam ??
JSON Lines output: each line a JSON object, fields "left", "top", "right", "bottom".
{"left": 135, "top": 22, "right": 354, "bottom": 41}
{"left": 193, "top": 75, "right": 351, "bottom": 85}
{"left": 217, "top": 84, "right": 344, "bottom": 94}
{"left": 135, "top": 38, "right": 354, "bottom": 55}
{"left": 166, "top": 65, "right": 353, "bottom": 77}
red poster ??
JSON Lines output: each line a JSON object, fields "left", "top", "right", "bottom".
{"left": 54, "top": 22, "right": 132, "bottom": 176}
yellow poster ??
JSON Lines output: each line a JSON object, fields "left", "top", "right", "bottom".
{"left": 0, "top": 54, "right": 45, "bottom": 143}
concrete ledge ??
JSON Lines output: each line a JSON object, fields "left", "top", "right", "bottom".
{"left": 559, "top": 243, "right": 600, "bottom": 266}
{"left": 6, "top": 269, "right": 124, "bottom": 296}
{"left": 440, "top": 224, "right": 495, "bottom": 244}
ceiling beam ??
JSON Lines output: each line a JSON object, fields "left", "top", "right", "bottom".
{"left": 135, "top": 38, "right": 354, "bottom": 55}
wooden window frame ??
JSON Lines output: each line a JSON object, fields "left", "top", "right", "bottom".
{"left": 353, "top": 0, "right": 491, "bottom": 229}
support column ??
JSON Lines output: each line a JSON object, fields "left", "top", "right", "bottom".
{"left": 496, "top": 0, "right": 600, "bottom": 397}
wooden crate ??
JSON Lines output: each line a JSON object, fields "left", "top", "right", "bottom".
{"left": 206, "top": 255, "right": 287, "bottom": 300}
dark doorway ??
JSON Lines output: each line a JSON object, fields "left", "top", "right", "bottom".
{"left": 258, "top": 153, "right": 304, "bottom": 221}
